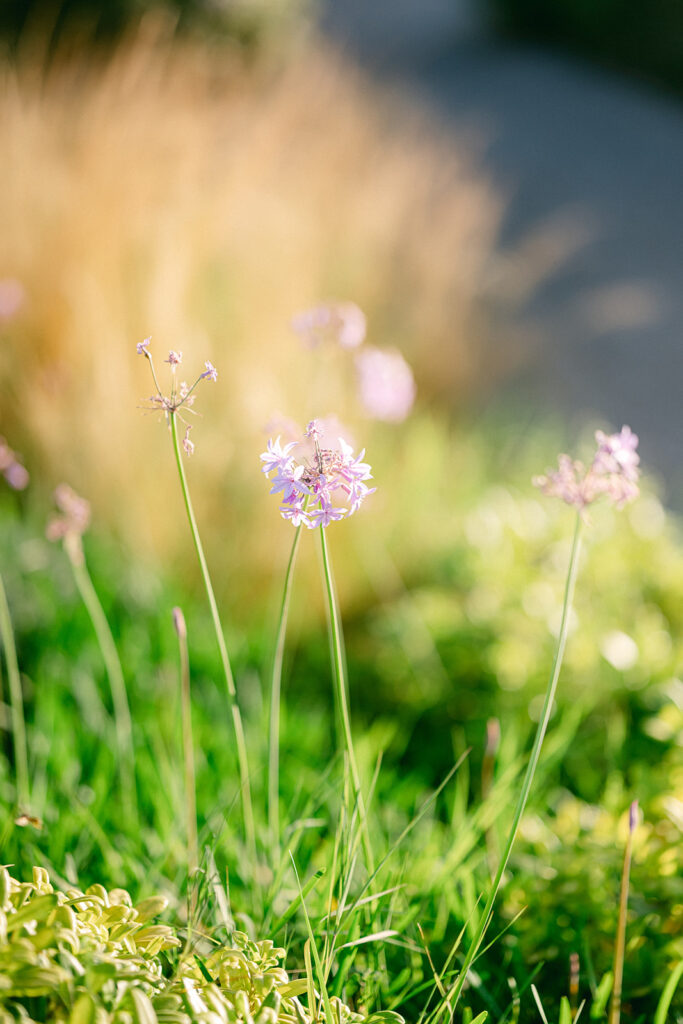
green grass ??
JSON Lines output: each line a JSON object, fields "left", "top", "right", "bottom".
{"left": 0, "top": 419, "right": 681, "bottom": 1023}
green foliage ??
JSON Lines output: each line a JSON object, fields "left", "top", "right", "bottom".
{"left": 0, "top": 864, "right": 393, "bottom": 1024}
{"left": 0, "top": 420, "right": 681, "bottom": 1023}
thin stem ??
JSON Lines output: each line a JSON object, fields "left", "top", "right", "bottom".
{"left": 173, "top": 607, "right": 198, "bottom": 878}
{"left": 439, "top": 512, "right": 583, "bottom": 1019}
{"left": 68, "top": 536, "right": 137, "bottom": 824}
{"left": 319, "top": 526, "right": 374, "bottom": 875}
{"left": 169, "top": 411, "right": 256, "bottom": 862}
{"left": 268, "top": 521, "right": 304, "bottom": 855}
{"left": 0, "top": 571, "right": 29, "bottom": 809}
{"left": 609, "top": 801, "right": 637, "bottom": 1024}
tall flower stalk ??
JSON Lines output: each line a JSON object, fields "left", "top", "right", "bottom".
{"left": 437, "top": 513, "right": 583, "bottom": 1019}
{"left": 173, "top": 606, "right": 198, "bottom": 879}
{"left": 319, "top": 525, "right": 374, "bottom": 873}
{"left": 268, "top": 518, "right": 305, "bottom": 854}
{"left": 0, "top": 441, "right": 30, "bottom": 808}
{"left": 0, "top": 572, "right": 29, "bottom": 810}
{"left": 437, "top": 426, "right": 641, "bottom": 1018}
{"left": 260, "top": 420, "right": 376, "bottom": 872}
{"left": 137, "top": 340, "right": 255, "bottom": 863}
{"left": 609, "top": 800, "right": 638, "bottom": 1024}
{"left": 47, "top": 485, "right": 137, "bottom": 824}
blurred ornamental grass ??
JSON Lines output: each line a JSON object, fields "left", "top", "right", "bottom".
{"left": 0, "top": 25, "right": 503, "bottom": 620}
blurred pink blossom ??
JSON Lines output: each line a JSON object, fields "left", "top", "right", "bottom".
{"left": 0, "top": 436, "right": 29, "bottom": 490}
{"left": 46, "top": 484, "right": 91, "bottom": 541}
{"left": 355, "top": 346, "right": 416, "bottom": 422}
{"left": 4, "top": 462, "right": 29, "bottom": 490}
{"left": 292, "top": 302, "right": 366, "bottom": 350}
{"left": 0, "top": 278, "right": 25, "bottom": 322}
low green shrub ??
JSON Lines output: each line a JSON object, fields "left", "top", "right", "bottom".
{"left": 0, "top": 864, "right": 397, "bottom": 1024}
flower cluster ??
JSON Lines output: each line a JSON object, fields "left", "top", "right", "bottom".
{"left": 533, "top": 426, "right": 640, "bottom": 513}
{"left": 136, "top": 338, "right": 217, "bottom": 454}
{"left": 260, "top": 420, "right": 375, "bottom": 528}
{"left": 46, "top": 484, "right": 91, "bottom": 542}
{"left": 0, "top": 437, "right": 29, "bottom": 491}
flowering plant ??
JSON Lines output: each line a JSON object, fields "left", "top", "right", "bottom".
{"left": 136, "top": 337, "right": 218, "bottom": 455}
{"left": 260, "top": 420, "right": 375, "bottom": 528}
{"left": 533, "top": 425, "right": 640, "bottom": 513}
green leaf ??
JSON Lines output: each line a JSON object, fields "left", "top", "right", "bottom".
{"left": 271, "top": 869, "right": 325, "bottom": 933}
{"left": 363, "top": 1013, "right": 406, "bottom": 1024}
{"left": 129, "top": 989, "right": 158, "bottom": 1024}
{"left": 135, "top": 896, "right": 169, "bottom": 923}
{"left": 0, "top": 867, "right": 11, "bottom": 911}
{"left": 70, "top": 993, "right": 98, "bottom": 1024}
{"left": 590, "top": 973, "right": 613, "bottom": 1019}
{"left": 654, "top": 960, "right": 683, "bottom": 1024}
{"left": 559, "top": 997, "right": 571, "bottom": 1024}
{"left": 193, "top": 953, "right": 215, "bottom": 984}
{"left": 7, "top": 893, "right": 59, "bottom": 931}
{"left": 278, "top": 980, "right": 310, "bottom": 998}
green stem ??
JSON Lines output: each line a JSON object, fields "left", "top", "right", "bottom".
{"left": 0, "top": 571, "right": 29, "bottom": 809}
{"left": 440, "top": 512, "right": 583, "bottom": 1018}
{"left": 68, "top": 537, "right": 137, "bottom": 824}
{"left": 173, "top": 606, "right": 198, "bottom": 878}
{"left": 319, "top": 526, "right": 374, "bottom": 875}
{"left": 268, "top": 521, "right": 304, "bottom": 855}
{"left": 169, "top": 411, "right": 255, "bottom": 862}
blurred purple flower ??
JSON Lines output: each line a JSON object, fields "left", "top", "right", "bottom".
{"left": 0, "top": 278, "right": 25, "bottom": 322}
{"left": 46, "top": 484, "right": 91, "bottom": 541}
{"left": 355, "top": 346, "right": 416, "bottom": 422}
{"left": 534, "top": 425, "right": 640, "bottom": 513}
{"left": 0, "top": 436, "right": 29, "bottom": 491}
{"left": 292, "top": 302, "right": 367, "bottom": 350}
{"left": 4, "top": 462, "right": 29, "bottom": 490}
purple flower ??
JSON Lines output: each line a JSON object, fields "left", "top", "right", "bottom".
{"left": 0, "top": 437, "right": 29, "bottom": 491}
{"left": 355, "top": 346, "right": 416, "bottom": 422}
{"left": 269, "top": 464, "right": 309, "bottom": 503}
{"left": 4, "top": 462, "right": 29, "bottom": 490}
{"left": 292, "top": 302, "right": 367, "bottom": 350}
{"left": 259, "top": 436, "right": 298, "bottom": 476}
{"left": 136, "top": 344, "right": 221, "bottom": 451}
{"left": 534, "top": 425, "right": 640, "bottom": 513}
{"left": 594, "top": 426, "right": 640, "bottom": 481}
{"left": 260, "top": 419, "right": 375, "bottom": 528}
{"left": 182, "top": 427, "right": 195, "bottom": 456}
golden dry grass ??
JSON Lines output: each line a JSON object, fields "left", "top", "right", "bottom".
{"left": 0, "top": 25, "right": 509, "bottom": 616}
